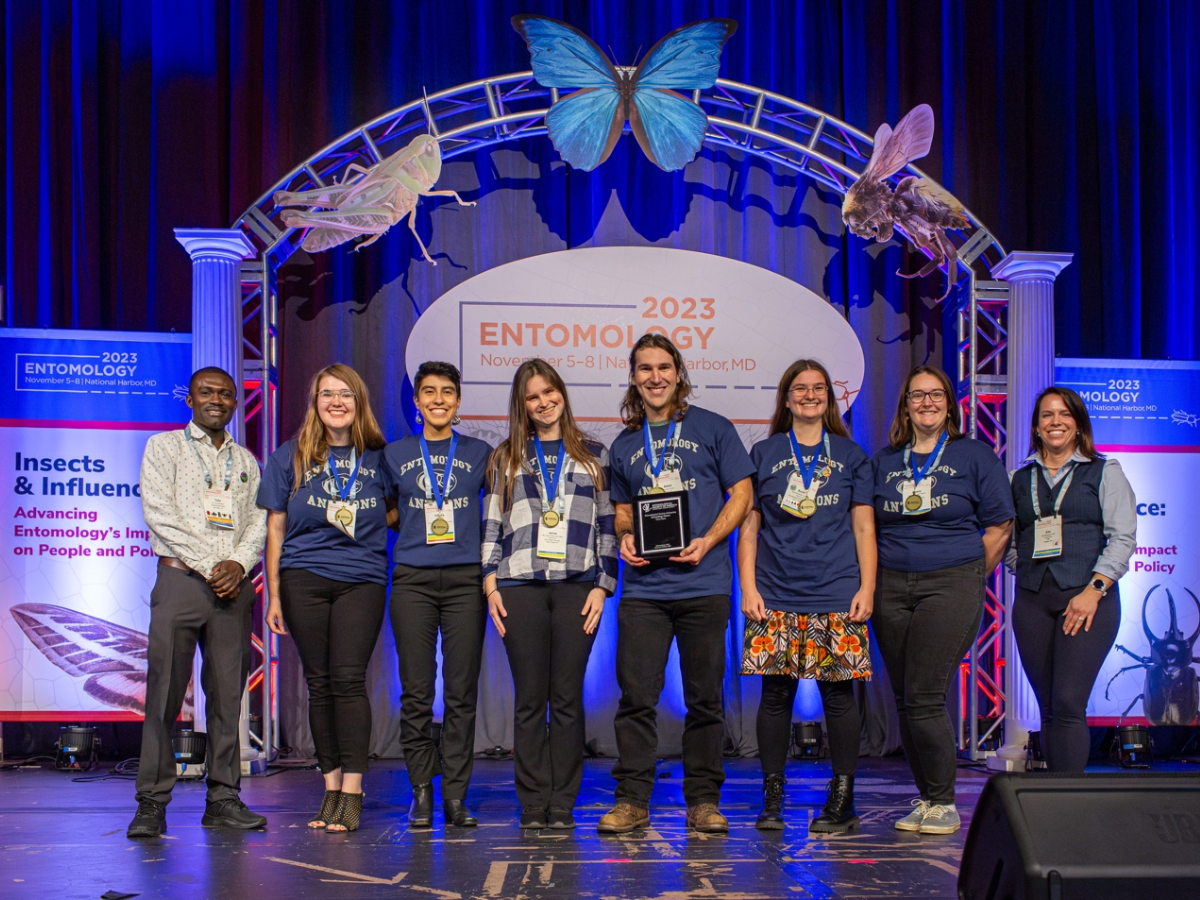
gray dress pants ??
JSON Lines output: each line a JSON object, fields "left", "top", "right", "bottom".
{"left": 135, "top": 563, "right": 255, "bottom": 805}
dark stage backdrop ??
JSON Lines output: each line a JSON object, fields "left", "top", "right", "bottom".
{"left": 3, "top": 1, "right": 1197, "bottom": 760}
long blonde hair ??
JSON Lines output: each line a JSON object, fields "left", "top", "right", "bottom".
{"left": 292, "top": 364, "right": 386, "bottom": 491}
{"left": 487, "top": 359, "right": 603, "bottom": 508}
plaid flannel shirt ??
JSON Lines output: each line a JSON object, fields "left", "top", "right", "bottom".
{"left": 482, "top": 439, "right": 618, "bottom": 594}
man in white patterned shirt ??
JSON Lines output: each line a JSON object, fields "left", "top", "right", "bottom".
{"left": 127, "top": 367, "right": 268, "bottom": 839}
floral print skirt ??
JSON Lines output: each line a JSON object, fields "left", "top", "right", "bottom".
{"left": 741, "top": 609, "right": 872, "bottom": 681}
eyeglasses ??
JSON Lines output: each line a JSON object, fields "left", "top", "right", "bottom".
{"left": 789, "top": 384, "right": 828, "bottom": 396}
{"left": 318, "top": 390, "right": 356, "bottom": 402}
{"left": 907, "top": 389, "right": 948, "bottom": 403}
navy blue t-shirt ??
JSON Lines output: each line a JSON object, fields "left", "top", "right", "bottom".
{"left": 872, "top": 436, "right": 1015, "bottom": 573}
{"left": 258, "top": 440, "right": 394, "bottom": 585}
{"left": 751, "top": 432, "right": 873, "bottom": 613}
{"left": 384, "top": 432, "right": 491, "bottom": 569}
{"left": 610, "top": 405, "right": 754, "bottom": 601}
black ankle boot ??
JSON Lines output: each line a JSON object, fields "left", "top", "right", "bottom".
{"left": 408, "top": 782, "right": 433, "bottom": 828}
{"left": 755, "top": 773, "right": 786, "bottom": 830}
{"left": 810, "top": 774, "right": 859, "bottom": 833}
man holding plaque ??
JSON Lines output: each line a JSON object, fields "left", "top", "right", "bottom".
{"left": 599, "top": 334, "right": 754, "bottom": 835}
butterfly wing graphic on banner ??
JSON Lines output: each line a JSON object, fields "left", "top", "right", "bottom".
{"left": 512, "top": 15, "right": 736, "bottom": 172}
{"left": 8, "top": 603, "right": 185, "bottom": 716}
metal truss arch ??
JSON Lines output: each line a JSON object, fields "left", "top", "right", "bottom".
{"left": 234, "top": 71, "right": 1012, "bottom": 762}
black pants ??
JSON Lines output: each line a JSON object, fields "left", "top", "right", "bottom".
{"left": 612, "top": 593, "right": 729, "bottom": 807}
{"left": 1013, "top": 580, "right": 1121, "bottom": 773}
{"left": 499, "top": 581, "right": 598, "bottom": 811}
{"left": 279, "top": 568, "right": 386, "bottom": 775}
{"left": 873, "top": 560, "right": 985, "bottom": 804}
{"left": 757, "top": 677, "right": 860, "bottom": 776}
{"left": 390, "top": 563, "right": 485, "bottom": 798}
{"left": 135, "top": 564, "right": 255, "bottom": 806}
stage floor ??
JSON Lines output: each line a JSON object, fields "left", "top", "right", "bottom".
{"left": 0, "top": 755, "right": 1042, "bottom": 899}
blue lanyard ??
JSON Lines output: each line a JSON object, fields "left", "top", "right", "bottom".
{"left": 904, "top": 431, "right": 949, "bottom": 485}
{"left": 419, "top": 433, "right": 457, "bottom": 509}
{"left": 184, "top": 426, "right": 233, "bottom": 491}
{"left": 533, "top": 435, "right": 564, "bottom": 512}
{"left": 788, "top": 429, "right": 830, "bottom": 490}
{"left": 325, "top": 447, "right": 361, "bottom": 501}
{"left": 642, "top": 416, "right": 679, "bottom": 480}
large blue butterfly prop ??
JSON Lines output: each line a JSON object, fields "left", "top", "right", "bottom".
{"left": 512, "top": 15, "right": 737, "bottom": 172}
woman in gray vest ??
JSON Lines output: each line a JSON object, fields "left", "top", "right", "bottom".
{"left": 1009, "top": 387, "right": 1136, "bottom": 773}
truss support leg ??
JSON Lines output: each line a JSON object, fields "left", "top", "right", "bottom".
{"left": 174, "top": 227, "right": 260, "bottom": 767}
{"left": 988, "top": 251, "right": 1074, "bottom": 772}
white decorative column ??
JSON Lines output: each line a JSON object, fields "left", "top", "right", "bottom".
{"left": 174, "top": 228, "right": 258, "bottom": 766}
{"left": 988, "top": 251, "right": 1073, "bottom": 771}
{"left": 174, "top": 228, "right": 255, "bottom": 442}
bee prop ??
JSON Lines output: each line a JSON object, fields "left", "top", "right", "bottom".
{"left": 512, "top": 15, "right": 737, "bottom": 172}
{"left": 841, "top": 104, "right": 970, "bottom": 301}
{"left": 273, "top": 133, "right": 476, "bottom": 264}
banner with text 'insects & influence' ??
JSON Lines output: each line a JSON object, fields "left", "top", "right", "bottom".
{"left": 0, "top": 328, "right": 192, "bottom": 720}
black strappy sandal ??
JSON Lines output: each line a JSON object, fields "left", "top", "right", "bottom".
{"left": 308, "top": 790, "right": 341, "bottom": 829}
{"left": 325, "top": 792, "right": 363, "bottom": 833}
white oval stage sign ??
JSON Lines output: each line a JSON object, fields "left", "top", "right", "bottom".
{"left": 405, "top": 247, "right": 864, "bottom": 447}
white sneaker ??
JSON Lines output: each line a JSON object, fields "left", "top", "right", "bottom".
{"left": 918, "top": 804, "right": 961, "bottom": 834}
{"left": 894, "top": 798, "right": 931, "bottom": 831}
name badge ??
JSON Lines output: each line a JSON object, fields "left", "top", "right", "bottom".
{"left": 203, "top": 489, "right": 235, "bottom": 529}
{"left": 899, "top": 479, "right": 932, "bottom": 516}
{"left": 425, "top": 501, "right": 455, "bottom": 544}
{"left": 326, "top": 501, "right": 357, "bottom": 540}
{"left": 781, "top": 472, "right": 819, "bottom": 518}
{"left": 651, "top": 470, "right": 683, "bottom": 493}
{"left": 1032, "top": 515, "right": 1063, "bottom": 558}
{"left": 536, "top": 516, "right": 568, "bottom": 560}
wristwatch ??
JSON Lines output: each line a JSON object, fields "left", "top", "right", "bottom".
{"left": 1089, "top": 577, "right": 1109, "bottom": 596}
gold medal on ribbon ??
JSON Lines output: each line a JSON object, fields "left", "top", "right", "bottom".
{"left": 905, "top": 492, "right": 924, "bottom": 512}
{"left": 335, "top": 506, "right": 354, "bottom": 528}
{"left": 648, "top": 486, "right": 666, "bottom": 495}
{"left": 798, "top": 498, "right": 818, "bottom": 518}
{"left": 431, "top": 515, "right": 450, "bottom": 536}
{"left": 542, "top": 509, "right": 561, "bottom": 528}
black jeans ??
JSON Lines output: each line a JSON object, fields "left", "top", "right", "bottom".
{"left": 390, "top": 563, "right": 485, "bottom": 798}
{"left": 279, "top": 568, "right": 386, "bottom": 774}
{"left": 873, "top": 559, "right": 986, "bottom": 804}
{"left": 758, "top": 677, "right": 860, "bottom": 777}
{"left": 1013, "top": 580, "right": 1121, "bottom": 773}
{"left": 499, "top": 581, "right": 598, "bottom": 810}
{"left": 612, "top": 593, "right": 729, "bottom": 807}
{"left": 136, "top": 564, "right": 255, "bottom": 806}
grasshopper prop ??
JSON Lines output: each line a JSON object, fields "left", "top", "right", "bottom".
{"left": 273, "top": 134, "right": 475, "bottom": 264}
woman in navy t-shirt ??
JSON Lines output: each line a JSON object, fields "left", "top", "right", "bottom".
{"left": 871, "top": 365, "right": 1014, "bottom": 835}
{"left": 383, "top": 361, "right": 492, "bottom": 829}
{"left": 258, "top": 364, "right": 393, "bottom": 833}
{"left": 739, "top": 359, "right": 876, "bottom": 834}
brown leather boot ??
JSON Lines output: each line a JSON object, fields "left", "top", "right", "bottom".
{"left": 597, "top": 799, "right": 650, "bottom": 833}
{"left": 686, "top": 802, "right": 729, "bottom": 834}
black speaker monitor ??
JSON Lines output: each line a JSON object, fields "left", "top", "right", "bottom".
{"left": 959, "top": 772, "right": 1200, "bottom": 900}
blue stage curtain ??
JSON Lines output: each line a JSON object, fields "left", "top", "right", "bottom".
{"left": 3, "top": 1, "right": 1197, "bottom": 761}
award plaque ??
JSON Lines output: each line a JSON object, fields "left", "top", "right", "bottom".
{"left": 633, "top": 490, "right": 691, "bottom": 559}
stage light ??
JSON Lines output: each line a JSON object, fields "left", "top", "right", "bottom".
{"left": 172, "top": 729, "right": 208, "bottom": 780}
{"left": 54, "top": 725, "right": 98, "bottom": 771}
{"left": 1115, "top": 724, "right": 1152, "bottom": 769}
{"left": 1026, "top": 729, "right": 1048, "bottom": 770}
{"left": 791, "top": 721, "right": 825, "bottom": 760}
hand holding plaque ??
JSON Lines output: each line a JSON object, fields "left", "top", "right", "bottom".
{"left": 633, "top": 490, "right": 691, "bottom": 560}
